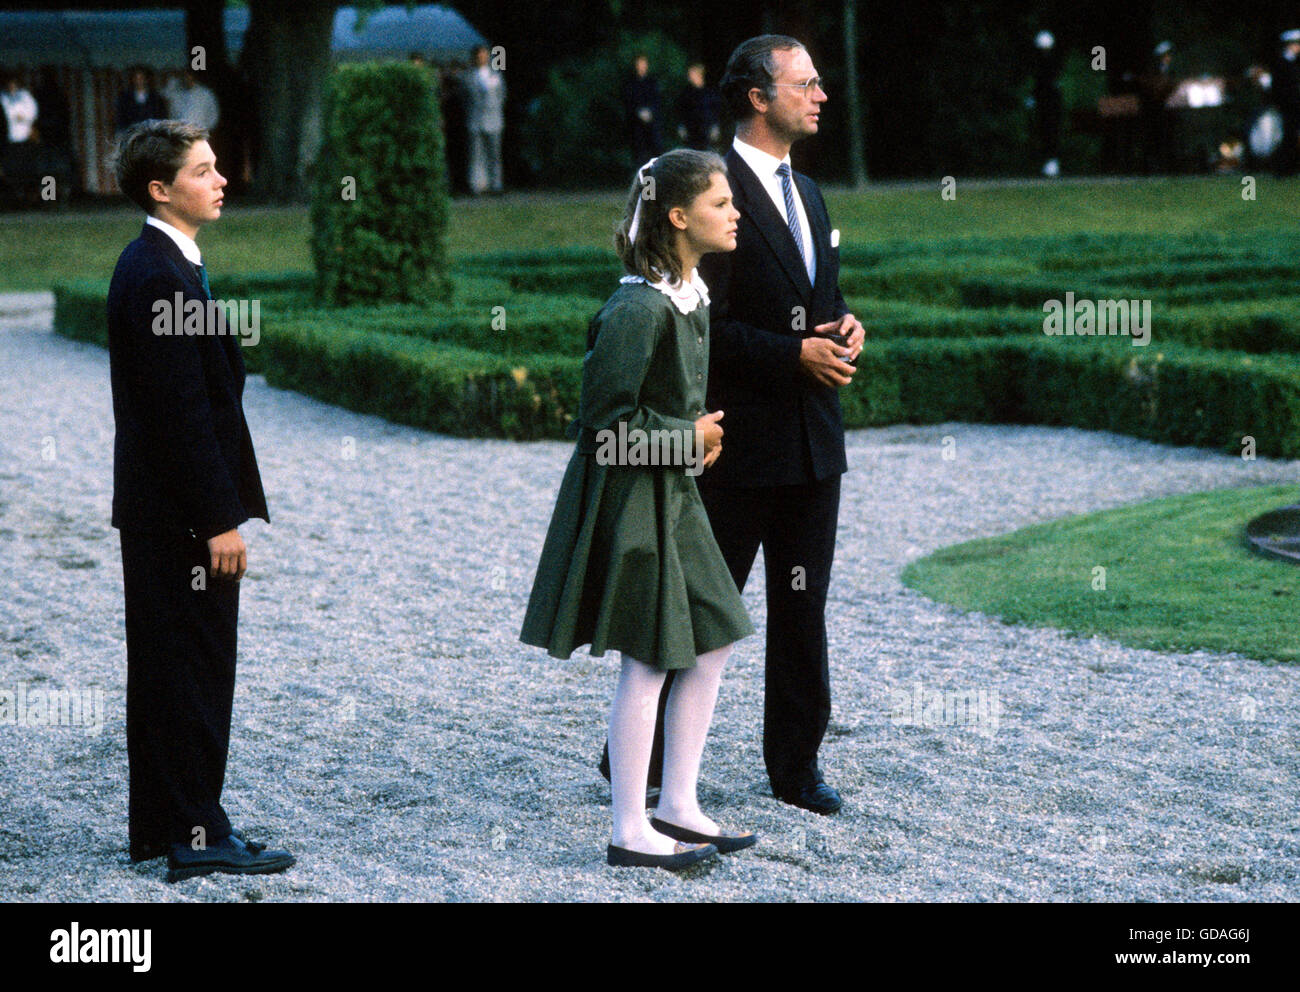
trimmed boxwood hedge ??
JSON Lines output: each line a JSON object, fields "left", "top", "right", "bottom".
{"left": 54, "top": 274, "right": 1300, "bottom": 453}
{"left": 835, "top": 295, "right": 1300, "bottom": 354}
{"left": 255, "top": 319, "right": 582, "bottom": 439}
{"left": 310, "top": 62, "right": 451, "bottom": 305}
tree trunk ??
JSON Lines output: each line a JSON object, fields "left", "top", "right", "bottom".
{"left": 241, "top": 0, "right": 338, "bottom": 200}
{"left": 184, "top": 0, "right": 246, "bottom": 187}
{"left": 844, "top": 0, "right": 867, "bottom": 187}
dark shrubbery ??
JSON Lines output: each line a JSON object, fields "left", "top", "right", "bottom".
{"left": 516, "top": 32, "right": 690, "bottom": 188}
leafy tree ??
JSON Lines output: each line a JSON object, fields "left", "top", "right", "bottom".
{"left": 517, "top": 32, "right": 690, "bottom": 188}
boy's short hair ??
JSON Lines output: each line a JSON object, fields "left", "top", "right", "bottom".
{"left": 112, "top": 119, "right": 208, "bottom": 214}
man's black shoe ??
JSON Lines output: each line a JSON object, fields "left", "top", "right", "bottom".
{"left": 776, "top": 781, "right": 843, "bottom": 815}
{"left": 133, "top": 827, "right": 261, "bottom": 864}
{"left": 166, "top": 833, "right": 294, "bottom": 883}
{"left": 229, "top": 828, "right": 266, "bottom": 854}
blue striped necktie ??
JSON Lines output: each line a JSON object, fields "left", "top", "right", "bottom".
{"left": 775, "top": 162, "right": 809, "bottom": 275}
{"left": 194, "top": 262, "right": 211, "bottom": 300}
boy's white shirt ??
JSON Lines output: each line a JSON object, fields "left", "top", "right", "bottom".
{"left": 146, "top": 214, "right": 202, "bottom": 266}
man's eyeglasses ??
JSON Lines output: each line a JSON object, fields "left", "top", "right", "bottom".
{"left": 771, "top": 76, "right": 825, "bottom": 98}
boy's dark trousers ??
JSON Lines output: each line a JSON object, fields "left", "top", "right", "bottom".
{"left": 122, "top": 529, "right": 239, "bottom": 858}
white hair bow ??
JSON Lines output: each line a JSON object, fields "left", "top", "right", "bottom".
{"left": 626, "top": 156, "right": 658, "bottom": 244}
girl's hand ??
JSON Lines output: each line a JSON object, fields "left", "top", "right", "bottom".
{"left": 694, "top": 410, "right": 724, "bottom": 456}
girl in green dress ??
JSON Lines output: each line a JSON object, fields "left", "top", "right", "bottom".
{"left": 521, "top": 149, "right": 758, "bottom": 869}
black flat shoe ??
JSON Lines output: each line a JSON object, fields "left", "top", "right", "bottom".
{"left": 606, "top": 842, "right": 717, "bottom": 869}
{"left": 166, "top": 834, "right": 295, "bottom": 883}
{"left": 776, "top": 781, "right": 843, "bottom": 815}
{"left": 650, "top": 817, "right": 758, "bottom": 854}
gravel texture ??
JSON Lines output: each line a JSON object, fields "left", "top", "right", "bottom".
{"left": 1, "top": 292, "right": 1298, "bottom": 902}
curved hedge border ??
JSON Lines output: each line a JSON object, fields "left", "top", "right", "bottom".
{"left": 54, "top": 277, "right": 1300, "bottom": 452}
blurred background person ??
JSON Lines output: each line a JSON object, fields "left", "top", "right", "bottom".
{"left": 623, "top": 53, "right": 662, "bottom": 167}
{"left": 115, "top": 66, "right": 166, "bottom": 137}
{"left": 463, "top": 44, "right": 505, "bottom": 195}
{"left": 1273, "top": 29, "right": 1300, "bottom": 177}
{"left": 1029, "top": 30, "right": 1063, "bottom": 177}
{"left": 414, "top": 50, "right": 469, "bottom": 197}
{"left": 439, "top": 62, "right": 468, "bottom": 195}
{"left": 412, "top": 52, "right": 464, "bottom": 196}
{"left": 1, "top": 69, "right": 38, "bottom": 204}
{"left": 676, "top": 62, "right": 720, "bottom": 151}
{"left": 163, "top": 68, "right": 220, "bottom": 131}
{"left": 31, "top": 66, "right": 70, "bottom": 154}
{"left": 29, "top": 65, "right": 73, "bottom": 203}
{"left": 2, "top": 71, "right": 38, "bottom": 144}
{"left": 1138, "top": 41, "right": 1176, "bottom": 174}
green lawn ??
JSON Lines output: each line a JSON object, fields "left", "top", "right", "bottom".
{"left": 901, "top": 483, "right": 1300, "bottom": 664}
{"left": 5, "top": 175, "right": 1299, "bottom": 291}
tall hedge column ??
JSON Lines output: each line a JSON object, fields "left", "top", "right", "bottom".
{"left": 311, "top": 62, "right": 452, "bottom": 305}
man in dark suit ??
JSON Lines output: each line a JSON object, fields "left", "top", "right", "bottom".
{"left": 108, "top": 119, "right": 293, "bottom": 881}
{"left": 1274, "top": 30, "right": 1300, "bottom": 178}
{"left": 114, "top": 66, "right": 166, "bottom": 137}
{"left": 695, "top": 35, "right": 862, "bottom": 814}
{"left": 622, "top": 53, "right": 663, "bottom": 168}
{"left": 600, "top": 35, "right": 863, "bottom": 814}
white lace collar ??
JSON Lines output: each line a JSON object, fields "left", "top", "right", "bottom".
{"left": 620, "top": 267, "right": 710, "bottom": 314}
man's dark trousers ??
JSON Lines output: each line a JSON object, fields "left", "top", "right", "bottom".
{"left": 696, "top": 473, "right": 840, "bottom": 792}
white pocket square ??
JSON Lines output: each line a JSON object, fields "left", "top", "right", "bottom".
{"left": 830, "top": 228, "right": 840, "bottom": 248}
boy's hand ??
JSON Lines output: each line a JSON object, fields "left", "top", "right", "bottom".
{"left": 206, "top": 528, "right": 246, "bottom": 581}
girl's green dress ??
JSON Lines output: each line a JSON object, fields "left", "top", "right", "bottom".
{"left": 519, "top": 274, "right": 755, "bottom": 671}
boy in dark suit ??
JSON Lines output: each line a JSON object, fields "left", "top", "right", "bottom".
{"left": 108, "top": 119, "right": 292, "bottom": 881}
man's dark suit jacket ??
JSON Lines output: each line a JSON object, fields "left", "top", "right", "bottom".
{"left": 698, "top": 146, "right": 849, "bottom": 487}
{"left": 1274, "top": 54, "right": 1300, "bottom": 118}
{"left": 107, "top": 222, "right": 267, "bottom": 541}
{"left": 114, "top": 89, "right": 167, "bottom": 134}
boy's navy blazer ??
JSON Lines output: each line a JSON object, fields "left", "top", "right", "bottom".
{"left": 106, "top": 222, "right": 268, "bottom": 540}
{"left": 697, "top": 147, "right": 849, "bottom": 487}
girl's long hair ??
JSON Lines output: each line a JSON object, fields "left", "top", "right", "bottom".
{"left": 614, "top": 148, "right": 727, "bottom": 285}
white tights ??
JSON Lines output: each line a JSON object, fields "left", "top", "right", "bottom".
{"left": 607, "top": 643, "right": 733, "bottom": 854}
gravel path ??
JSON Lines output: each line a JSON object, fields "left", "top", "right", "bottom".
{"left": 2, "top": 292, "right": 1298, "bottom": 902}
